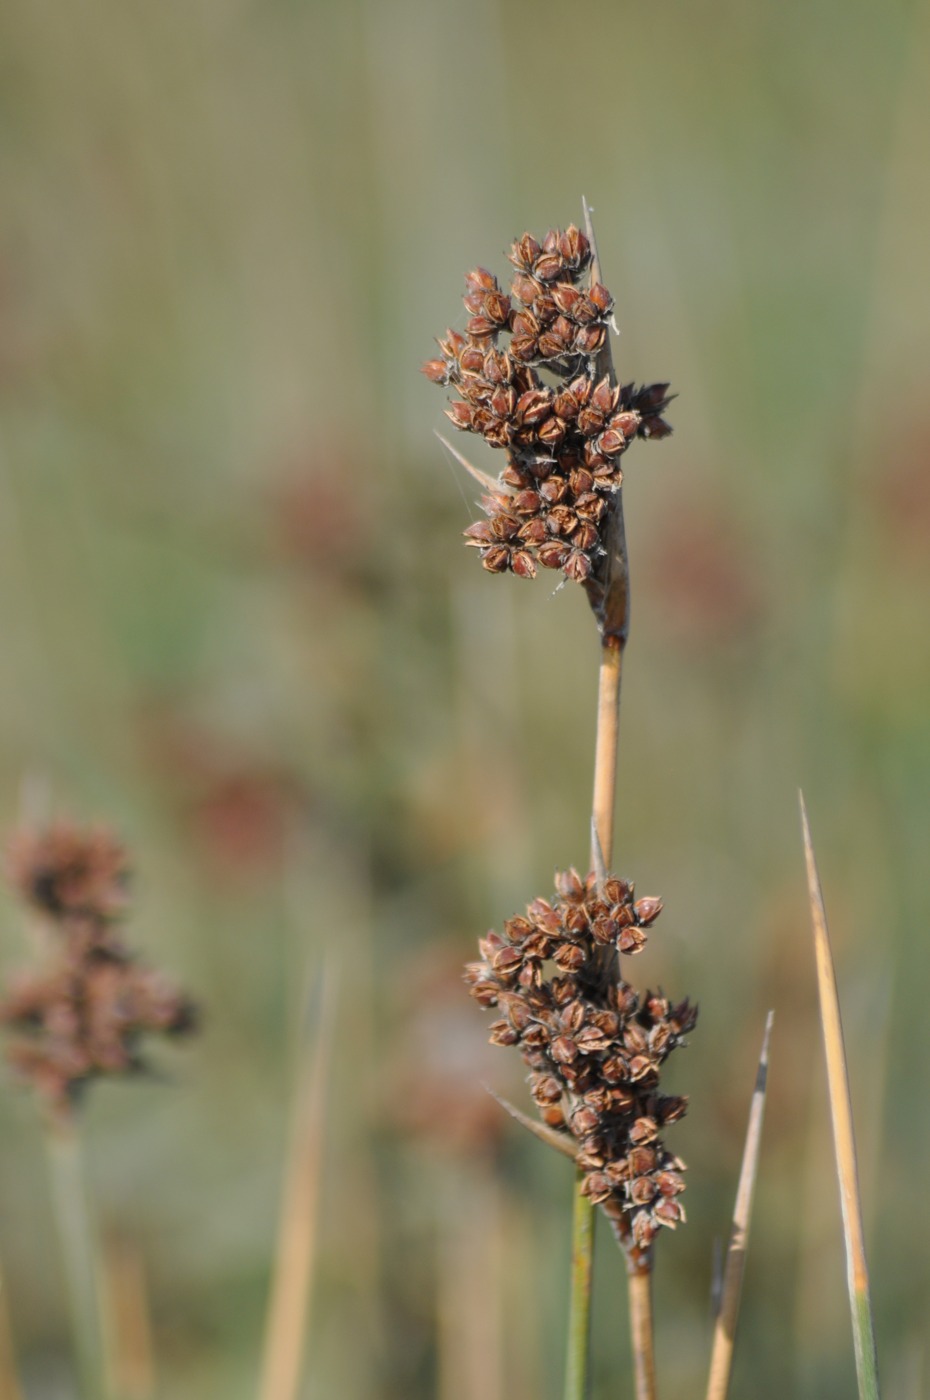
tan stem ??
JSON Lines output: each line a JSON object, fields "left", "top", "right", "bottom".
{"left": 628, "top": 1265, "right": 657, "bottom": 1400}
{"left": 563, "top": 634, "right": 625, "bottom": 1400}
{"left": 590, "top": 639, "right": 623, "bottom": 870}
{"left": 257, "top": 967, "right": 335, "bottom": 1400}
{"left": 580, "top": 200, "right": 657, "bottom": 1397}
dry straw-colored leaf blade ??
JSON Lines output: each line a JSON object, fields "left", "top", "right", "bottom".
{"left": 434, "top": 432, "right": 501, "bottom": 495}
{"left": 102, "top": 1236, "right": 155, "bottom": 1400}
{"left": 704, "top": 1010, "right": 774, "bottom": 1400}
{"left": 257, "top": 963, "right": 336, "bottom": 1400}
{"left": 799, "top": 793, "right": 880, "bottom": 1400}
{"left": 487, "top": 1089, "right": 578, "bottom": 1161}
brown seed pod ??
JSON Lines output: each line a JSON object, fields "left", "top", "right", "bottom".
{"left": 534, "top": 252, "right": 564, "bottom": 283}
{"left": 459, "top": 343, "right": 486, "bottom": 375}
{"left": 421, "top": 358, "right": 448, "bottom": 384}
{"left": 557, "top": 224, "right": 590, "bottom": 271}
{"left": 509, "top": 233, "right": 541, "bottom": 271}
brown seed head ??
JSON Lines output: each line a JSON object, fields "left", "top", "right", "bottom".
{"left": 6, "top": 823, "right": 130, "bottom": 924}
{"left": 425, "top": 225, "right": 674, "bottom": 590}
{"left": 2, "top": 821, "right": 198, "bottom": 1124}
{"left": 465, "top": 868, "right": 694, "bottom": 1254}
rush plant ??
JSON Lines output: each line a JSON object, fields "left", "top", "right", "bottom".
{"left": 423, "top": 203, "right": 693, "bottom": 1400}
{"left": 1, "top": 819, "right": 198, "bottom": 1400}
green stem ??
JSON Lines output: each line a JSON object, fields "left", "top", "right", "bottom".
{"left": 563, "top": 1170, "right": 596, "bottom": 1400}
{"left": 852, "top": 1290, "right": 880, "bottom": 1400}
{"left": 47, "top": 1122, "right": 111, "bottom": 1400}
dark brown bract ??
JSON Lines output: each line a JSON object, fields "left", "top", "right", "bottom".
{"left": 464, "top": 868, "right": 696, "bottom": 1253}
{"left": 422, "top": 226, "right": 674, "bottom": 585}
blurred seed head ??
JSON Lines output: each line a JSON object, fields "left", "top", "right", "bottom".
{"left": 646, "top": 498, "right": 763, "bottom": 648}
{"left": 1, "top": 819, "right": 199, "bottom": 1126}
{"left": 6, "top": 822, "right": 130, "bottom": 924}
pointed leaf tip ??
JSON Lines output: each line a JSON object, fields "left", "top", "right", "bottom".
{"left": 485, "top": 1087, "right": 578, "bottom": 1161}
{"left": 797, "top": 796, "right": 880, "bottom": 1400}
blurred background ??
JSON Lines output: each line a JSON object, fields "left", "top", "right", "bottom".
{"left": 1, "top": 0, "right": 929, "bottom": 1396}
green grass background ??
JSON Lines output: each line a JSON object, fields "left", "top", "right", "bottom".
{"left": 1, "top": 0, "right": 929, "bottom": 1395}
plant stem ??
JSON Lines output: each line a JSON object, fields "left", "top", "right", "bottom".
{"left": 568, "top": 200, "right": 659, "bottom": 1400}
{"left": 591, "top": 641, "right": 624, "bottom": 854}
{"left": 563, "top": 635, "right": 626, "bottom": 1400}
{"left": 627, "top": 1264, "right": 657, "bottom": 1400}
{"left": 563, "top": 1168, "right": 597, "bottom": 1400}
{"left": 46, "top": 1120, "right": 111, "bottom": 1400}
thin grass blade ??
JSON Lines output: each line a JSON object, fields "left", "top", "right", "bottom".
{"left": 704, "top": 1011, "right": 774, "bottom": 1400}
{"left": 799, "top": 793, "right": 880, "bottom": 1400}
{"left": 257, "top": 962, "right": 336, "bottom": 1400}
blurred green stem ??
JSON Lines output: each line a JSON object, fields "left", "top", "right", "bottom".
{"left": 563, "top": 1170, "right": 596, "bottom": 1400}
{"left": 47, "top": 1120, "right": 111, "bottom": 1400}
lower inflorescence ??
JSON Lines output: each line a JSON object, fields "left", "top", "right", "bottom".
{"left": 422, "top": 226, "right": 673, "bottom": 586}
{"left": 464, "top": 868, "right": 696, "bottom": 1253}
{"left": 1, "top": 822, "right": 198, "bottom": 1122}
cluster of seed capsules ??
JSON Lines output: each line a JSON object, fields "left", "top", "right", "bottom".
{"left": 422, "top": 226, "right": 674, "bottom": 585}
{"left": 1, "top": 823, "right": 197, "bottom": 1122}
{"left": 464, "top": 868, "right": 697, "bottom": 1251}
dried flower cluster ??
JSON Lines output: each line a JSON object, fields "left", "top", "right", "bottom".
{"left": 1, "top": 822, "right": 197, "bottom": 1122}
{"left": 465, "top": 868, "right": 696, "bottom": 1252}
{"left": 422, "top": 226, "right": 673, "bottom": 584}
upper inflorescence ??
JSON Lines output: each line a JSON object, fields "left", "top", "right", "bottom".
{"left": 422, "top": 226, "right": 673, "bottom": 586}
{"left": 1, "top": 821, "right": 198, "bottom": 1122}
{"left": 7, "top": 822, "right": 130, "bottom": 923}
{"left": 464, "top": 868, "right": 696, "bottom": 1254}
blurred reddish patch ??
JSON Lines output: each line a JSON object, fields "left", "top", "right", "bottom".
{"left": 134, "top": 704, "right": 305, "bottom": 885}
{"left": 646, "top": 498, "right": 764, "bottom": 646}
{"left": 190, "top": 771, "right": 296, "bottom": 879}
{"left": 727, "top": 882, "right": 820, "bottom": 1147}
{"left": 0, "top": 254, "right": 37, "bottom": 391}
{"left": 265, "top": 446, "right": 376, "bottom": 581}
{"left": 874, "top": 422, "right": 930, "bottom": 562}
{"left": 389, "top": 948, "right": 516, "bottom": 1158}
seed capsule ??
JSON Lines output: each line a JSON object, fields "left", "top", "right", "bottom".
{"left": 509, "top": 233, "right": 541, "bottom": 271}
